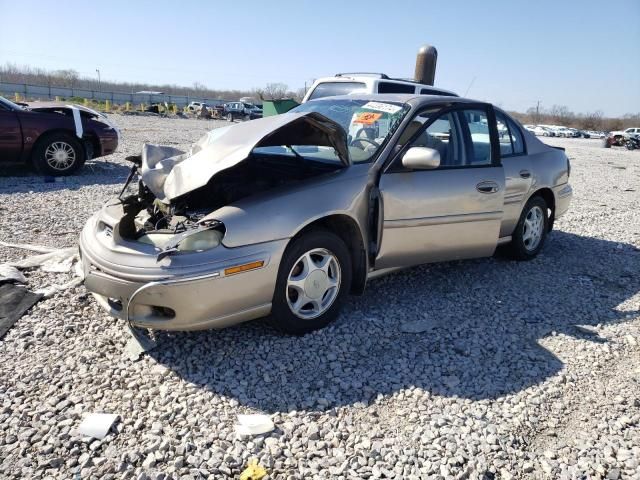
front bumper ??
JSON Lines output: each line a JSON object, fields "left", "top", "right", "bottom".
{"left": 79, "top": 212, "right": 288, "bottom": 330}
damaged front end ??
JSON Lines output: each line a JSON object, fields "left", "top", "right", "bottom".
{"left": 110, "top": 111, "right": 349, "bottom": 261}
{"left": 116, "top": 153, "right": 225, "bottom": 262}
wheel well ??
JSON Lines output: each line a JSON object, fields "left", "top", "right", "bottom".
{"left": 531, "top": 188, "right": 555, "bottom": 232}
{"left": 293, "top": 215, "right": 368, "bottom": 295}
{"left": 30, "top": 129, "right": 79, "bottom": 161}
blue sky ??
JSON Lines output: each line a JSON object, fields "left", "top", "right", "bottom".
{"left": 1, "top": 0, "right": 638, "bottom": 116}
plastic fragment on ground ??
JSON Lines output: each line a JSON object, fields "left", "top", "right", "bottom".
{"left": 235, "top": 414, "right": 275, "bottom": 436}
{"left": 77, "top": 413, "right": 118, "bottom": 440}
{"left": 124, "top": 325, "right": 157, "bottom": 361}
{"left": 240, "top": 458, "right": 268, "bottom": 480}
{"left": 0, "top": 265, "right": 27, "bottom": 284}
{"left": 0, "top": 240, "right": 57, "bottom": 254}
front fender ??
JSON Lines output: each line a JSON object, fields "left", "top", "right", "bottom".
{"left": 207, "top": 166, "right": 371, "bottom": 248}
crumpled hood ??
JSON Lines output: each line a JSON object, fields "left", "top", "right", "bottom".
{"left": 24, "top": 101, "right": 106, "bottom": 118}
{"left": 140, "top": 112, "right": 349, "bottom": 202}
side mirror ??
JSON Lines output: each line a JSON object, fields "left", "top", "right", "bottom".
{"left": 402, "top": 147, "right": 440, "bottom": 170}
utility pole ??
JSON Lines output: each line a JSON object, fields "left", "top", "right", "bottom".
{"left": 536, "top": 100, "right": 540, "bottom": 124}
{"left": 96, "top": 69, "right": 101, "bottom": 91}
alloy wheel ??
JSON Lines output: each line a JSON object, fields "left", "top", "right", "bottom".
{"left": 522, "top": 205, "right": 544, "bottom": 251}
{"left": 286, "top": 248, "right": 341, "bottom": 319}
{"left": 45, "top": 141, "right": 76, "bottom": 171}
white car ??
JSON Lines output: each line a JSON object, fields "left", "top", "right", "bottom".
{"left": 302, "top": 74, "right": 457, "bottom": 103}
{"left": 611, "top": 127, "right": 640, "bottom": 138}
{"left": 187, "top": 101, "right": 209, "bottom": 112}
{"left": 531, "top": 126, "right": 554, "bottom": 137}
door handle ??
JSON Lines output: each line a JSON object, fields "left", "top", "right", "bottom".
{"left": 476, "top": 181, "right": 499, "bottom": 194}
{"left": 519, "top": 170, "right": 531, "bottom": 179}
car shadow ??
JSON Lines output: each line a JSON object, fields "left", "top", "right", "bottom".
{"left": 147, "top": 231, "right": 640, "bottom": 413}
{"left": 0, "top": 159, "right": 130, "bottom": 192}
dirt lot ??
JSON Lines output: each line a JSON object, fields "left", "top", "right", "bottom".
{"left": 1, "top": 115, "right": 639, "bottom": 479}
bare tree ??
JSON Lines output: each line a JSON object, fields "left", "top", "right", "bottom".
{"left": 54, "top": 69, "right": 79, "bottom": 88}
{"left": 254, "top": 83, "right": 290, "bottom": 101}
{"left": 548, "top": 105, "right": 573, "bottom": 125}
{"left": 581, "top": 110, "right": 603, "bottom": 130}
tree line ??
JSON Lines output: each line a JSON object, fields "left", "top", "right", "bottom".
{"left": 0, "top": 64, "right": 302, "bottom": 101}
{"left": 508, "top": 104, "right": 639, "bottom": 132}
{"left": 1, "top": 63, "right": 637, "bottom": 127}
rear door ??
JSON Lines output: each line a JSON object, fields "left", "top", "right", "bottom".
{"left": 375, "top": 105, "right": 505, "bottom": 269}
{"left": 495, "top": 112, "right": 533, "bottom": 237}
{"left": 0, "top": 103, "right": 23, "bottom": 162}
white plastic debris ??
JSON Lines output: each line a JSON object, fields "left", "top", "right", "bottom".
{"left": 0, "top": 265, "right": 27, "bottom": 284}
{"left": 0, "top": 240, "right": 57, "bottom": 253}
{"left": 1, "top": 243, "right": 82, "bottom": 298}
{"left": 235, "top": 414, "right": 275, "bottom": 436}
{"left": 6, "top": 247, "right": 77, "bottom": 272}
{"left": 35, "top": 276, "right": 84, "bottom": 299}
{"left": 77, "top": 413, "right": 118, "bottom": 439}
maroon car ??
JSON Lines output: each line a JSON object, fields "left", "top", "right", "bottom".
{"left": 0, "top": 96, "right": 119, "bottom": 175}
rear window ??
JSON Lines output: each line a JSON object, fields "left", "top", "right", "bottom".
{"left": 308, "top": 82, "right": 366, "bottom": 100}
{"left": 378, "top": 82, "right": 415, "bottom": 94}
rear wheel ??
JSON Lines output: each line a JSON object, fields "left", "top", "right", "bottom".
{"left": 32, "top": 132, "right": 85, "bottom": 176}
{"left": 226, "top": 113, "right": 233, "bottom": 122}
{"left": 508, "top": 196, "right": 549, "bottom": 260}
{"left": 270, "top": 230, "right": 352, "bottom": 334}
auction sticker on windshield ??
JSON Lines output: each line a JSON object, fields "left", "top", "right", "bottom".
{"left": 354, "top": 112, "right": 382, "bottom": 124}
{"left": 361, "top": 101, "right": 402, "bottom": 114}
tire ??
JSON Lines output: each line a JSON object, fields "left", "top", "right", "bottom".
{"left": 507, "top": 196, "right": 549, "bottom": 261}
{"left": 226, "top": 113, "right": 233, "bottom": 122}
{"left": 32, "top": 132, "right": 85, "bottom": 176}
{"left": 270, "top": 229, "right": 352, "bottom": 334}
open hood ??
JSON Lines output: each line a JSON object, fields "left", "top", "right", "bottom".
{"left": 139, "top": 112, "right": 349, "bottom": 202}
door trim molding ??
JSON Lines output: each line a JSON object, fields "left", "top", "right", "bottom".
{"left": 384, "top": 211, "right": 503, "bottom": 229}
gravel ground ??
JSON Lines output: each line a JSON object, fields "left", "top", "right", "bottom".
{"left": 1, "top": 115, "right": 639, "bottom": 480}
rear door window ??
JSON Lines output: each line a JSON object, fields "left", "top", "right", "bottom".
{"left": 308, "top": 82, "right": 366, "bottom": 100}
{"left": 495, "top": 112, "right": 525, "bottom": 157}
{"left": 378, "top": 82, "right": 416, "bottom": 94}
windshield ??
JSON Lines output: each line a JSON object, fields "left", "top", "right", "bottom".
{"left": 0, "top": 96, "right": 21, "bottom": 110}
{"left": 308, "top": 82, "right": 366, "bottom": 101}
{"left": 252, "top": 99, "right": 409, "bottom": 165}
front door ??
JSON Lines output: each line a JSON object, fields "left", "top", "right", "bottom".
{"left": 375, "top": 106, "right": 505, "bottom": 270}
{"left": 0, "top": 107, "right": 22, "bottom": 163}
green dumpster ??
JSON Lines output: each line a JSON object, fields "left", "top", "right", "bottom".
{"left": 262, "top": 99, "right": 300, "bottom": 117}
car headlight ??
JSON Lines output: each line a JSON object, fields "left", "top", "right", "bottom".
{"left": 176, "top": 229, "right": 223, "bottom": 252}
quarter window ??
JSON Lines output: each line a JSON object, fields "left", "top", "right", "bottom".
{"left": 378, "top": 82, "right": 416, "bottom": 94}
{"left": 496, "top": 112, "right": 525, "bottom": 156}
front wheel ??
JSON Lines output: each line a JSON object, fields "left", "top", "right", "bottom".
{"left": 226, "top": 113, "right": 233, "bottom": 122}
{"left": 507, "top": 196, "right": 549, "bottom": 260}
{"left": 32, "top": 132, "right": 86, "bottom": 176}
{"left": 270, "top": 230, "right": 352, "bottom": 334}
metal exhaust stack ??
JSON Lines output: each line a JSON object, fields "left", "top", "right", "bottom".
{"left": 414, "top": 45, "right": 438, "bottom": 86}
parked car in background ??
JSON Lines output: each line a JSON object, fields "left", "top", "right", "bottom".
{"left": 575, "top": 129, "right": 590, "bottom": 138}
{"left": 80, "top": 94, "right": 572, "bottom": 334}
{"left": 531, "top": 126, "right": 554, "bottom": 137}
{"left": 223, "top": 102, "right": 263, "bottom": 122}
{"left": 609, "top": 127, "right": 640, "bottom": 146}
{"left": 302, "top": 73, "right": 458, "bottom": 103}
{"left": 0, "top": 96, "right": 119, "bottom": 175}
{"left": 187, "top": 101, "right": 210, "bottom": 113}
